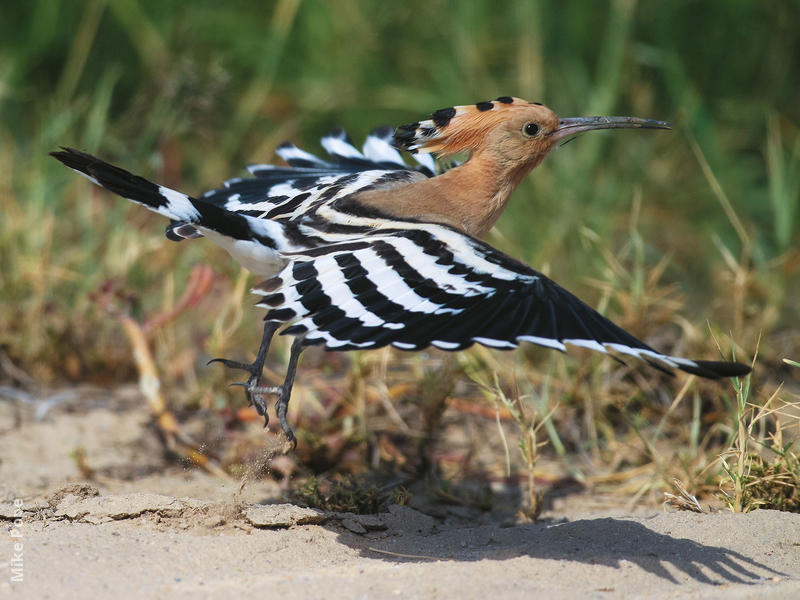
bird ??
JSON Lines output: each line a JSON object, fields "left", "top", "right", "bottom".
{"left": 51, "top": 96, "right": 751, "bottom": 447}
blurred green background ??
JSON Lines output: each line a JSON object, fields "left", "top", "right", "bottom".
{"left": 1, "top": 0, "right": 798, "bottom": 381}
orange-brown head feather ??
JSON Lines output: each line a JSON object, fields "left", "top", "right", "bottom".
{"left": 393, "top": 97, "right": 560, "bottom": 158}
{"left": 370, "top": 99, "right": 670, "bottom": 237}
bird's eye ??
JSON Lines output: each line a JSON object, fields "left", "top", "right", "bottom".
{"left": 523, "top": 122, "right": 540, "bottom": 137}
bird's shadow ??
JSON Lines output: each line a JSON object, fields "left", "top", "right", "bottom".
{"left": 333, "top": 515, "right": 786, "bottom": 586}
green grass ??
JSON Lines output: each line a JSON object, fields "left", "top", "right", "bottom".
{"left": 1, "top": 0, "right": 798, "bottom": 512}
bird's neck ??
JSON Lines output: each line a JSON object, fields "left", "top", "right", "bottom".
{"left": 354, "top": 150, "right": 543, "bottom": 238}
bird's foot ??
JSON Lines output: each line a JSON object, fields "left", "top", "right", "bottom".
{"left": 226, "top": 378, "right": 276, "bottom": 423}
{"left": 242, "top": 382, "right": 296, "bottom": 449}
{"left": 210, "top": 357, "right": 296, "bottom": 449}
{"left": 209, "top": 356, "right": 270, "bottom": 423}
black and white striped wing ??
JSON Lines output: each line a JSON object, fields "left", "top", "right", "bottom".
{"left": 254, "top": 225, "right": 749, "bottom": 379}
{"left": 194, "top": 128, "right": 436, "bottom": 224}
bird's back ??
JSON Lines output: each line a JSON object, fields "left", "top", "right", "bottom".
{"left": 191, "top": 127, "right": 433, "bottom": 225}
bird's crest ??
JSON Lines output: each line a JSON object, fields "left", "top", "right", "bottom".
{"left": 393, "top": 96, "right": 542, "bottom": 156}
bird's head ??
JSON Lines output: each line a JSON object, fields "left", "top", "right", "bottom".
{"left": 393, "top": 96, "right": 670, "bottom": 170}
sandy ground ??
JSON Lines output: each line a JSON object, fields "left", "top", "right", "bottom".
{"left": 1, "top": 385, "right": 798, "bottom": 599}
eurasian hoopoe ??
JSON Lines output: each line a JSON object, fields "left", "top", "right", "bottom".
{"left": 51, "top": 96, "right": 751, "bottom": 447}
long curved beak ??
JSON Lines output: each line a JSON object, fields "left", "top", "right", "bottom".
{"left": 550, "top": 116, "right": 671, "bottom": 142}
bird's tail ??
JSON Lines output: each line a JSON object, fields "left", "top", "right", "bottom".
{"left": 50, "top": 147, "right": 202, "bottom": 222}
{"left": 50, "top": 147, "right": 296, "bottom": 254}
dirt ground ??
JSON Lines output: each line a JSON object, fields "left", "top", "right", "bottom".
{"left": 1, "top": 385, "right": 798, "bottom": 599}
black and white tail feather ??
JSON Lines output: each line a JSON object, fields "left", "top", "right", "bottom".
{"left": 50, "top": 133, "right": 749, "bottom": 381}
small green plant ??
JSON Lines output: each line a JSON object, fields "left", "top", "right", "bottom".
{"left": 718, "top": 358, "right": 800, "bottom": 513}
{"left": 720, "top": 369, "right": 754, "bottom": 511}
{"left": 291, "top": 475, "right": 408, "bottom": 514}
{"left": 477, "top": 371, "right": 558, "bottom": 520}
{"left": 736, "top": 444, "right": 800, "bottom": 512}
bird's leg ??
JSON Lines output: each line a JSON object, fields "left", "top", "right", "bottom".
{"left": 277, "top": 336, "right": 305, "bottom": 447}
{"left": 209, "top": 320, "right": 279, "bottom": 423}
{"left": 249, "top": 336, "right": 305, "bottom": 448}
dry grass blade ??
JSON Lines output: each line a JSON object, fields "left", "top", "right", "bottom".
{"left": 664, "top": 478, "right": 705, "bottom": 513}
{"left": 688, "top": 133, "right": 751, "bottom": 254}
{"left": 367, "top": 548, "right": 445, "bottom": 561}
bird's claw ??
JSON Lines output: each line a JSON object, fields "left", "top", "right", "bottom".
{"left": 208, "top": 357, "right": 257, "bottom": 375}
{"left": 254, "top": 384, "right": 296, "bottom": 446}
{"left": 228, "top": 377, "right": 296, "bottom": 444}
{"left": 275, "top": 392, "right": 297, "bottom": 450}
{"left": 227, "top": 376, "right": 270, "bottom": 425}
{"left": 211, "top": 358, "right": 271, "bottom": 425}
{"left": 210, "top": 341, "right": 299, "bottom": 449}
